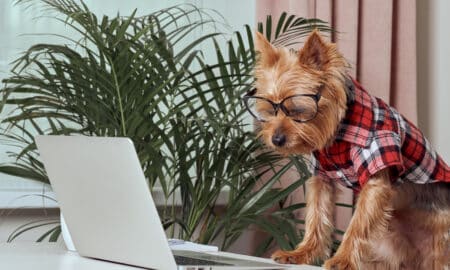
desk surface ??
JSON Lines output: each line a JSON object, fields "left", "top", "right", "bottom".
{"left": 0, "top": 242, "right": 322, "bottom": 270}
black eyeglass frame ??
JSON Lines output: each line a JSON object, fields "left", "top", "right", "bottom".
{"left": 242, "top": 87, "right": 322, "bottom": 123}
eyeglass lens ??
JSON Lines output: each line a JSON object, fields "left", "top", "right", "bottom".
{"left": 245, "top": 95, "right": 318, "bottom": 122}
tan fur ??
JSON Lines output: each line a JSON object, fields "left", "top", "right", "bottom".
{"left": 324, "top": 169, "right": 394, "bottom": 270}
{"left": 254, "top": 31, "right": 348, "bottom": 155}
{"left": 271, "top": 175, "right": 335, "bottom": 264}
{"left": 254, "top": 31, "right": 450, "bottom": 269}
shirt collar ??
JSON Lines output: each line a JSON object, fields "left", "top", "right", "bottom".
{"left": 334, "top": 78, "right": 374, "bottom": 148}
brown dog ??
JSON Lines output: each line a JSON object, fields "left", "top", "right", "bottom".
{"left": 243, "top": 31, "right": 450, "bottom": 269}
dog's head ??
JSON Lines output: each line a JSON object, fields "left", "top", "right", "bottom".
{"left": 247, "top": 31, "right": 350, "bottom": 155}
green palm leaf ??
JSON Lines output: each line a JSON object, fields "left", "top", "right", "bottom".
{"left": 1, "top": 0, "right": 334, "bottom": 253}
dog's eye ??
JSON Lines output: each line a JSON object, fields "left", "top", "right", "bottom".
{"left": 288, "top": 108, "right": 305, "bottom": 115}
{"left": 283, "top": 96, "right": 318, "bottom": 122}
{"left": 263, "top": 109, "right": 276, "bottom": 115}
{"left": 247, "top": 99, "right": 277, "bottom": 120}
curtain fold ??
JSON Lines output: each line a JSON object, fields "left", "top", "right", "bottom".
{"left": 254, "top": 0, "right": 417, "bottom": 249}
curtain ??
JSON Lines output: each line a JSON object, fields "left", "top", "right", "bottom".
{"left": 253, "top": 0, "right": 418, "bottom": 249}
{"left": 256, "top": 0, "right": 417, "bottom": 122}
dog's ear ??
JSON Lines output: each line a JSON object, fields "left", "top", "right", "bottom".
{"left": 298, "top": 30, "right": 330, "bottom": 70}
{"left": 255, "top": 31, "right": 278, "bottom": 67}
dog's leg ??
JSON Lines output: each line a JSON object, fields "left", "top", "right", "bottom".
{"left": 324, "top": 169, "right": 394, "bottom": 270}
{"left": 272, "top": 175, "right": 335, "bottom": 264}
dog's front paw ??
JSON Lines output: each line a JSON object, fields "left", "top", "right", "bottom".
{"left": 323, "top": 255, "right": 358, "bottom": 270}
{"left": 271, "top": 247, "right": 317, "bottom": 265}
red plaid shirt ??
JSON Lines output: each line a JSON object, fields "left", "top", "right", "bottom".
{"left": 311, "top": 79, "right": 450, "bottom": 192}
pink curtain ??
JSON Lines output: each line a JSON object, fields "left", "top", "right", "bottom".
{"left": 237, "top": 0, "right": 418, "bottom": 255}
{"left": 256, "top": 0, "right": 417, "bottom": 122}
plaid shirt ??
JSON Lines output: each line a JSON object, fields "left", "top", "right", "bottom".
{"left": 310, "top": 79, "right": 450, "bottom": 192}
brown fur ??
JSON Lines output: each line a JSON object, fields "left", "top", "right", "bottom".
{"left": 271, "top": 175, "right": 335, "bottom": 264}
{"left": 254, "top": 31, "right": 348, "bottom": 154}
{"left": 254, "top": 31, "right": 450, "bottom": 269}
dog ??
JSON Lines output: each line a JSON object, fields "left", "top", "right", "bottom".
{"left": 243, "top": 30, "right": 450, "bottom": 269}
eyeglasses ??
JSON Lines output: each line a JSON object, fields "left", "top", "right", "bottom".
{"left": 242, "top": 88, "right": 322, "bottom": 123}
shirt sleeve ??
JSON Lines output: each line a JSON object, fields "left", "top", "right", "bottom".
{"left": 350, "top": 131, "right": 405, "bottom": 186}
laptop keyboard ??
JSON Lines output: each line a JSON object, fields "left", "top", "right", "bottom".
{"left": 174, "top": 255, "right": 233, "bottom": 266}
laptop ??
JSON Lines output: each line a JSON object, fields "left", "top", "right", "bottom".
{"left": 35, "top": 135, "right": 288, "bottom": 270}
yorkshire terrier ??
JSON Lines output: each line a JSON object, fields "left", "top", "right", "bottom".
{"left": 243, "top": 30, "right": 450, "bottom": 269}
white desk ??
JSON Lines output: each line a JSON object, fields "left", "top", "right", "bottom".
{"left": 0, "top": 242, "right": 322, "bottom": 270}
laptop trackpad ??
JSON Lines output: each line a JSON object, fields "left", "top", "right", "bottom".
{"left": 173, "top": 250, "right": 281, "bottom": 268}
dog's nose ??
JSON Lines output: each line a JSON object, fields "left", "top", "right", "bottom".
{"left": 272, "top": 133, "right": 286, "bottom": 147}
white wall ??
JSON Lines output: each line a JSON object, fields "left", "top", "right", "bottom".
{"left": 417, "top": 0, "right": 450, "bottom": 163}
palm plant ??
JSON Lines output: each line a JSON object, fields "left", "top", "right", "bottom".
{"left": 0, "top": 0, "right": 332, "bottom": 252}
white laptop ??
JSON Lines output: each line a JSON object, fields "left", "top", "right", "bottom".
{"left": 35, "top": 135, "right": 290, "bottom": 270}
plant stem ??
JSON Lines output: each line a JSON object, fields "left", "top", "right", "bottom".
{"left": 107, "top": 56, "right": 127, "bottom": 136}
